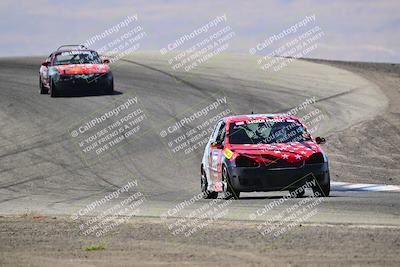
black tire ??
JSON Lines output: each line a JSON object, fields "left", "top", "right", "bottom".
{"left": 106, "top": 79, "right": 114, "bottom": 95}
{"left": 312, "top": 182, "right": 330, "bottom": 197}
{"left": 201, "top": 168, "right": 218, "bottom": 199}
{"left": 39, "top": 78, "right": 48, "bottom": 94}
{"left": 222, "top": 166, "right": 240, "bottom": 199}
{"left": 50, "top": 80, "right": 57, "bottom": 97}
{"left": 312, "top": 173, "right": 330, "bottom": 197}
{"left": 289, "top": 187, "right": 305, "bottom": 198}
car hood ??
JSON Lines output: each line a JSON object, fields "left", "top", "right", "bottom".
{"left": 54, "top": 64, "right": 110, "bottom": 75}
{"left": 228, "top": 141, "right": 321, "bottom": 163}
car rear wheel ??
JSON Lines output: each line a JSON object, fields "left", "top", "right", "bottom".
{"left": 222, "top": 166, "right": 240, "bottom": 199}
{"left": 201, "top": 168, "right": 218, "bottom": 199}
{"left": 39, "top": 78, "right": 48, "bottom": 94}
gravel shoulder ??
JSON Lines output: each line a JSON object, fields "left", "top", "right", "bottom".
{"left": 1, "top": 215, "right": 399, "bottom": 267}
{"left": 306, "top": 59, "right": 400, "bottom": 185}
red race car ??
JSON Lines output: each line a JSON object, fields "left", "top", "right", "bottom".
{"left": 39, "top": 45, "right": 113, "bottom": 97}
{"left": 201, "top": 114, "right": 330, "bottom": 199}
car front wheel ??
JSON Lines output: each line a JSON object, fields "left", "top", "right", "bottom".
{"left": 50, "top": 80, "right": 58, "bottom": 97}
{"left": 105, "top": 79, "right": 114, "bottom": 95}
{"left": 222, "top": 166, "right": 240, "bottom": 199}
{"left": 312, "top": 173, "right": 330, "bottom": 197}
{"left": 289, "top": 187, "right": 305, "bottom": 198}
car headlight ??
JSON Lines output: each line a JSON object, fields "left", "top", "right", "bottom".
{"left": 305, "top": 152, "right": 324, "bottom": 164}
{"left": 235, "top": 156, "right": 259, "bottom": 167}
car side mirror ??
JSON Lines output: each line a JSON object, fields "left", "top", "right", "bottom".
{"left": 102, "top": 58, "right": 110, "bottom": 64}
{"left": 210, "top": 141, "right": 223, "bottom": 149}
{"left": 41, "top": 61, "right": 49, "bottom": 67}
{"left": 315, "top": 136, "right": 326, "bottom": 144}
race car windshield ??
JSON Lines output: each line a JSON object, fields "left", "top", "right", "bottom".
{"left": 228, "top": 120, "right": 311, "bottom": 144}
{"left": 54, "top": 51, "right": 102, "bottom": 65}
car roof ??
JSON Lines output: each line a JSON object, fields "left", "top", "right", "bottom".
{"left": 224, "top": 114, "right": 300, "bottom": 124}
{"left": 53, "top": 49, "right": 96, "bottom": 55}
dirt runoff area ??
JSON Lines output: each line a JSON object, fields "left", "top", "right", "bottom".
{"left": 0, "top": 215, "right": 399, "bottom": 267}
{"left": 306, "top": 59, "right": 400, "bottom": 186}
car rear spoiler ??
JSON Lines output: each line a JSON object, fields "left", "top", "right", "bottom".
{"left": 57, "top": 44, "right": 88, "bottom": 51}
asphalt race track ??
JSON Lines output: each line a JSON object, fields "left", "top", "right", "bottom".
{"left": 1, "top": 53, "right": 400, "bottom": 266}
{"left": 0, "top": 53, "right": 398, "bottom": 225}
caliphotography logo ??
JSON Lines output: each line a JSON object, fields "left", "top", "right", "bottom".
{"left": 0, "top": 1, "right": 399, "bottom": 266}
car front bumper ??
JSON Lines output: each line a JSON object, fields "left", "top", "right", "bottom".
{"left": 227, "top": 162, "right": 329, "bottom": 192}
{"left": 53, "top": 72, "right": 112, "bottom": 91}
